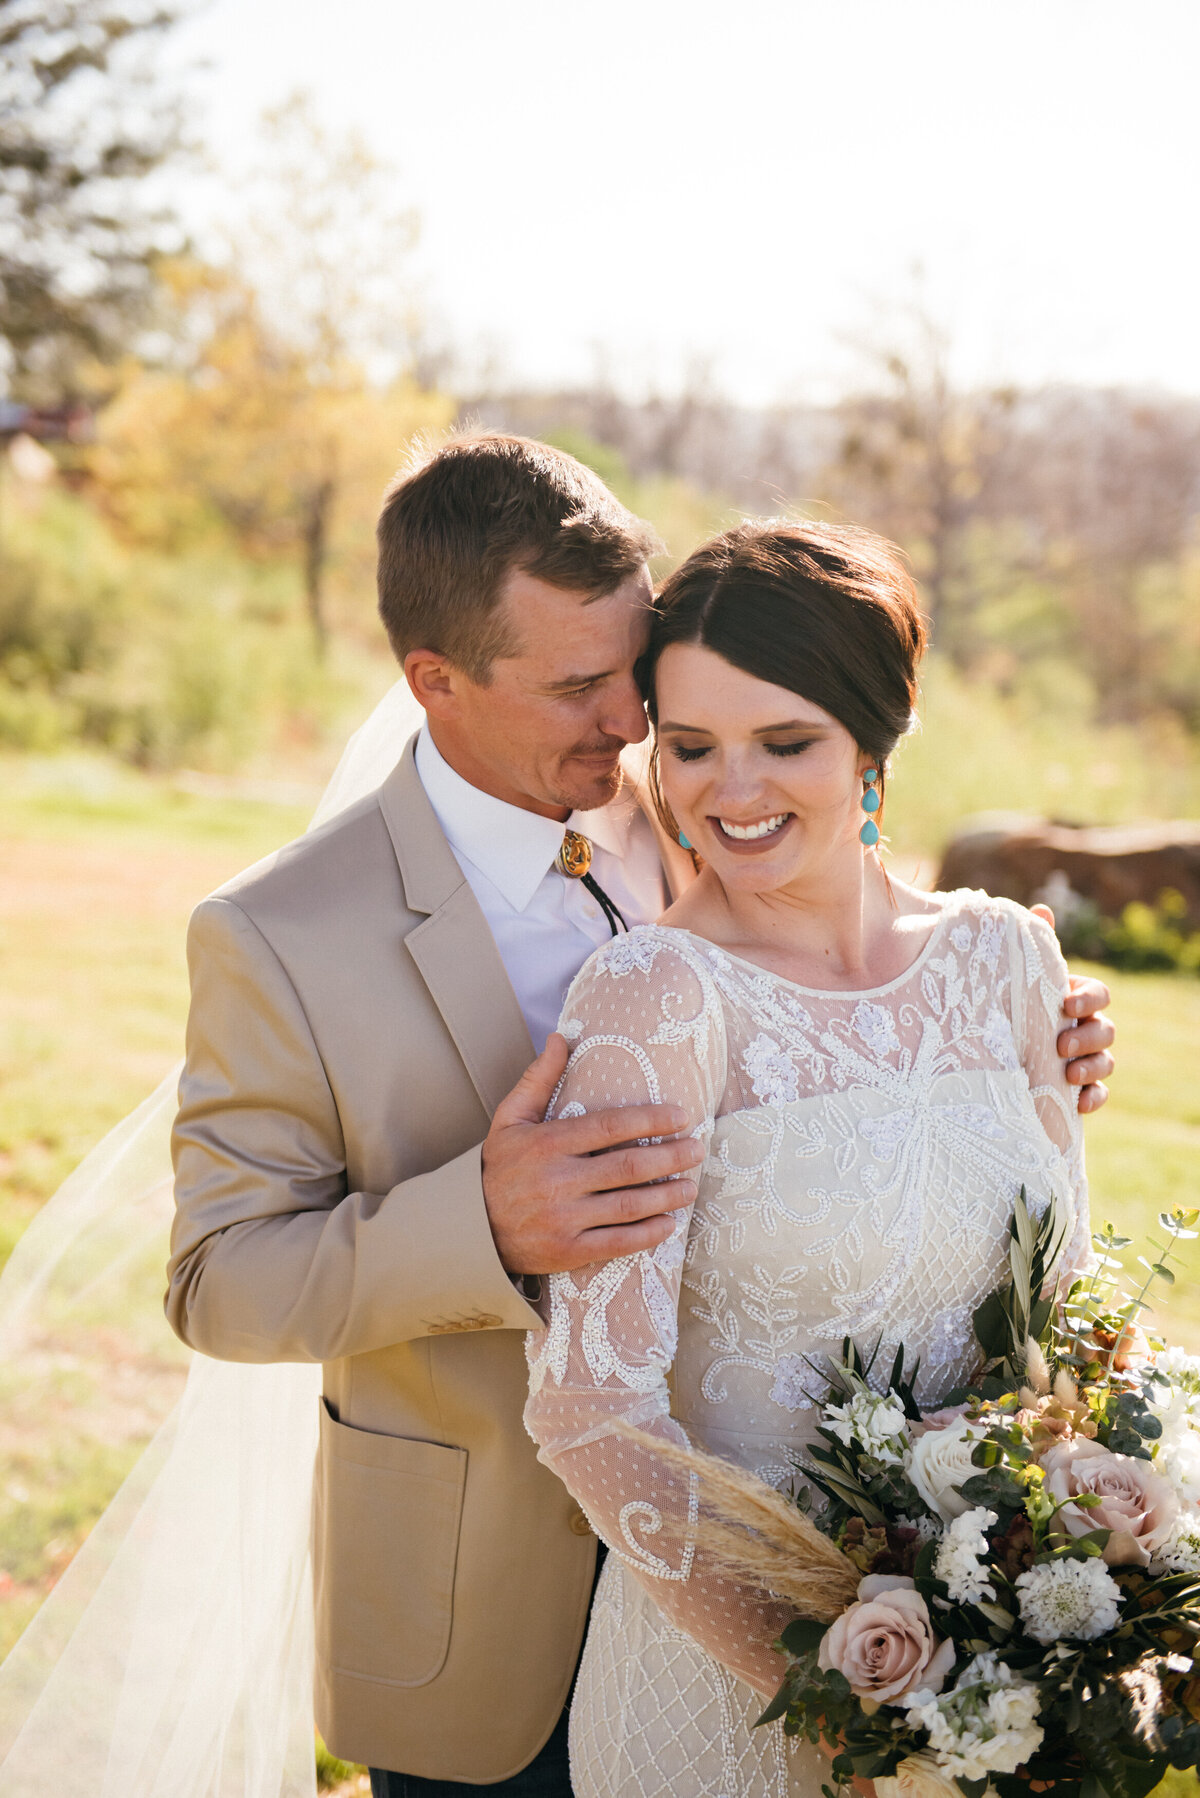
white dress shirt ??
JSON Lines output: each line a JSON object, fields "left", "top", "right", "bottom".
{"left": 415, "top": 727, "right": 670, "bottom": 1052}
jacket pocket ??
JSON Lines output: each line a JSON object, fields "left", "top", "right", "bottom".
{"left": 315, "top": 1399, "right": 467, "bottom": 1688}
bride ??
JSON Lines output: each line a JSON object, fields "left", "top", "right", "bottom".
{"left": 524, "top": 518, "right": 1091, "bottom": 1797}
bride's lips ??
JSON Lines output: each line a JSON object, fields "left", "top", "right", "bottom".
{"left": 709, "top": 812, "right": 794, "bottom": 853}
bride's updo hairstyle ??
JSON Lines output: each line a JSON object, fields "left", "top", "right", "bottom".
{"left": 645, "top": 519, "right": 928, "bottom": 833}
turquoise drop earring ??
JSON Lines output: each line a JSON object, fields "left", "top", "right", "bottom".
{"left": 859, "top": 768, "right": 881, "bottom": 847}
{"left": 679, "top": 832, "right": 692, "bottom": 850}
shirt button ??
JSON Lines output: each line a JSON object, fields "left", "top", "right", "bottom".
{"left": 568, "top": 1508, "right": 593, "bottom": 1537}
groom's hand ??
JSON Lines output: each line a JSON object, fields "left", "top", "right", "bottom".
{"left": 1030, "top": 903, "right": 1115, "bottom": 1114}
{"left": 482, "top": 1033, "right": 705, "bottom": 1276}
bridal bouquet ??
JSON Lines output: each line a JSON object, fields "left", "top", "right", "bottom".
{"left": 657, "top": 1195, "right": 1200, "bottom": 1798}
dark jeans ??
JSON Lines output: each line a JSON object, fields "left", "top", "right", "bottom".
{"left": 368, "top": 1702, "right": 571, "bottom": 1798}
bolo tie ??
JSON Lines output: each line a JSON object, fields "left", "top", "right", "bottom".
{"left": 555, "top": 830, "right": 628, "bottom": 937}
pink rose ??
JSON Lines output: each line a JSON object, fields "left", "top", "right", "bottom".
{"left": 818, "top": 1574, "right": 957, "bottom": 1712}
{"left": 914, "top": 1404, "right": 971, "bottom": 1433}
{"left": 1040, "top": 1437, "right": 1179, "bottom": 1567}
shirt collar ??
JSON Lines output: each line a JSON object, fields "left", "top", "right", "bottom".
{"left": 414, "top": 726, "right": 635, "bottom": 913}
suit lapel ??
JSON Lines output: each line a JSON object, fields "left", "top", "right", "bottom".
{"left": 378, "top": 741, "right": 535, "bottom": 1118}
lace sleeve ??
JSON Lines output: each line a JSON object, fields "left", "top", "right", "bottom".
{"left": 1008, "top": 908, "right": 1093, "bottom": 1288}
{"left": 523, "top": 929, "right": 793, "bottom": 1695}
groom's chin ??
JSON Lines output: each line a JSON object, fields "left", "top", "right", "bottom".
{"left": 555, "top": 757, "right": 624, "bottom": 814}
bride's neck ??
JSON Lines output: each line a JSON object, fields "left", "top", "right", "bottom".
{"left": 702, "top": 849, "right": 911, "bottom": 988}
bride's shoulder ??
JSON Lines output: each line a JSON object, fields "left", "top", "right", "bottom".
{"left": 573, "top": 922, "right": 716, "bottom": 987}
{"left": 561, "top": 924, "right": 723, "bottom": 1021}
{"left": 925, "top": 886, "right": 1066, "bottom": 972}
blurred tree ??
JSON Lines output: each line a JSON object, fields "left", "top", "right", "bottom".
{"left": 823, "top": 303, "right": 1018, "bottom": 657}
{"left": 0, "top": 0, "right": 185, "bottom": 399}
{"left": 93, "top": 260, "right": 452, "bottom": 655}
{"left": 95, "top": 96, "right": 437, "bottom": 656}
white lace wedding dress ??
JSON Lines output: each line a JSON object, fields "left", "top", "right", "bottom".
{"left": 524, "top": 890, "right": 1090, "bottom": 1798}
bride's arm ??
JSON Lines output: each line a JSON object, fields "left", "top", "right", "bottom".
{"left": 523, "top": 933, "right": 793, "bottom": 1697}
{"left": 1010, "top": 908, "right": 1093, "bottom": 1286}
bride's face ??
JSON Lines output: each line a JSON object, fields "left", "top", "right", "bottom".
{"left": 655, "top": 642, "right": 869, "bottom": 894}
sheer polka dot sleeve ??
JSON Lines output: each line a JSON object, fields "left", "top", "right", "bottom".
{"left": 523, "top": 928, "right": 794, "bottom": 1696}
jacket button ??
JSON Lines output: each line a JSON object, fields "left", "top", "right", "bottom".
{"left": 568, "top": 1508, "right": 593, "bottom": 1537}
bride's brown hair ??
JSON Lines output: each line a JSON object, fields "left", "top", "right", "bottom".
{"left": 644, "top": 519, "right": 928, "bottom": 838}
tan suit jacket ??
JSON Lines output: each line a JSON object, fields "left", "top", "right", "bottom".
{"left": 167, "top": 736, "right": 692, "bottom": 1782}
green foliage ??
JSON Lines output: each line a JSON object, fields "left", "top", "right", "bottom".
{"left": 315, "top": 1736, "right": 364, "bottom": 1790}
{"left": 1057, "top": 892, "right": 1200, "bottom": 977}
{"left": 0, "top": 488, "right": 347, "bottom": 768}
{"left": 969, "top": 1187, "right": 1067, "bottom": 1383}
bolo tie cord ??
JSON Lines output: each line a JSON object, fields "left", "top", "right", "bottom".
{"left": 580, "top": 871, "right": 628, "bottom": 937}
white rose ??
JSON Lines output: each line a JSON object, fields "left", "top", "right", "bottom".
{"left": 874, "top": 1753, "right": 960, "bottom": 1798}
{"left": 908, "top": 1416, "right": 987, "bottom": 1522}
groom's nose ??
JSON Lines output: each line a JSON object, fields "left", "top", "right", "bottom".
{"left": 598, "top": 673, "right": 649, "bottom": 746}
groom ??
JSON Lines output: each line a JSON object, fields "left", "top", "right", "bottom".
{"left": 168, "top": 433, "right": 1114, "bottom": 1797}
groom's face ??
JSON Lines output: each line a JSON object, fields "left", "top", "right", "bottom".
{"left": 417, "top": 562, "right": 655, "bottom": 820}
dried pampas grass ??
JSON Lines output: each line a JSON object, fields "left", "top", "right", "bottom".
{"left": 613, "top": 1423, "right": 858, "bottom": 1623}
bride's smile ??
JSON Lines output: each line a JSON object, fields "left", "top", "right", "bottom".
{"left": 655, "top": 640, "right": 872, "bottom": 895}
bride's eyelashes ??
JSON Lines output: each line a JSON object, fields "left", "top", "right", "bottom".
{"left": 666, "top": 740, "right": 816, "bottom": 763}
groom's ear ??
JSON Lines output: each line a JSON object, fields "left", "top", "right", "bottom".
{"left": 404, "top": 648, "right": 467, "bottom": 719}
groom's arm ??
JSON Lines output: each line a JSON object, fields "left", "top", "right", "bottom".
{"left": 167, "top": 896, "right": 698, "bottom": 1363}
{"left": 167, "top": 894, "right": 539, "bottom": 1361}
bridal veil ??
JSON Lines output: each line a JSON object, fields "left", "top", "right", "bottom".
{"left": 0, "top": 678, "right": 426, "bottom": 1797}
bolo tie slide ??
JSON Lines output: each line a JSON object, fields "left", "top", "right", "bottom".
{"left": 555, "top": 830, "right": 628, "bottom": 937}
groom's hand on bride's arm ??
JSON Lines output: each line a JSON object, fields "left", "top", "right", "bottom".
{"left": 481, "top": 1033, "right": 704, "bottom": 1276}
{"left": 1030, "top": 902, "right": 1115, "bottom": 1114}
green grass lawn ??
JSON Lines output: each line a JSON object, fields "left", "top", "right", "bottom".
{"left": 0, "top": 752, "right": 1197, "bottom": 1790}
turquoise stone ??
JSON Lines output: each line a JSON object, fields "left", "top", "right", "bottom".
{"left": 859, "top": 818, "right": 881, "bottom": 847}
{"left": 861, "top": 788, "right": 881, "bottom": 813}
{"left": 679, "top": 833, "right": 692, "bottom": 850}
{"left": 863, "top": 767, "right": 879, "bottom": 782}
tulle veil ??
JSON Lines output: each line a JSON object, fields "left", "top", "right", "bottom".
{"left": 0, "top": 678, "right": 427, "bottom": 1797}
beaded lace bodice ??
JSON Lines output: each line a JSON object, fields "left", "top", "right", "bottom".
{"left": 524, "top": 890, "right": 1090, "bottom": 1728}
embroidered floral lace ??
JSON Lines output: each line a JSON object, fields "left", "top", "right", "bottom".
{"left": 524, "top": 892, "right": 1090, "bottom": 1797}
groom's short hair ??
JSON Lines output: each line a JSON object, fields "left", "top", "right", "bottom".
{"left": 377, "top": 432, "right": 660, "bottom": 682}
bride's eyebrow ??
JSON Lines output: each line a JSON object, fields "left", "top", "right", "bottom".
{"left": 753, "top": 721, "right": 830, "bottom": 735}
{"left": 657, "top": 720, "right": 829, "bottom": 734}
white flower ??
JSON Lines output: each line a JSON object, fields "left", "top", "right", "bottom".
{"left": 1151, "top": 1346, "right": 1200, "bottom": 1391}
{"left": 596, "top": 928, "right": 665, "bottom": 979}
{"left": 1150, "top": 1509, "right": 1200, "bottom": 1575}
{"left": 1014, "top": 1556, "right": 1122, "bottom": 1645}
{"left": 825, "top": 1389, "right": 909, "bottom": 1465}
{"left": 905, "top": 1653, "right": 1043, "bottom": 1781}
{"left": 934, "top": 1507, "right": 998, "bottom": 1604}
{"left": 742, "top": 1033, "right": 799, "bottom": 1106}
{"left": 852, "top": 999, "right": 901, "bottom": 1058}
{"left": 874, "top": 1752, "right": 960, "bottom": 1798}
{"left": 1145, "top": 1359, "right": 1200, "bottom": 1505}
{"left": 907, "top": 1416, "right": 988, "bottom": 1522}
{"left": 770, "top": 1353, "right": 818, "bottom": 1413}
{"left": 1154, "top": 1421, "right": 1200, "bottom": 1508}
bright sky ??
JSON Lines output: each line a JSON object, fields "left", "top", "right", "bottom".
{"left": 173, "top": 0, "right": 1200, "bottom": 405}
